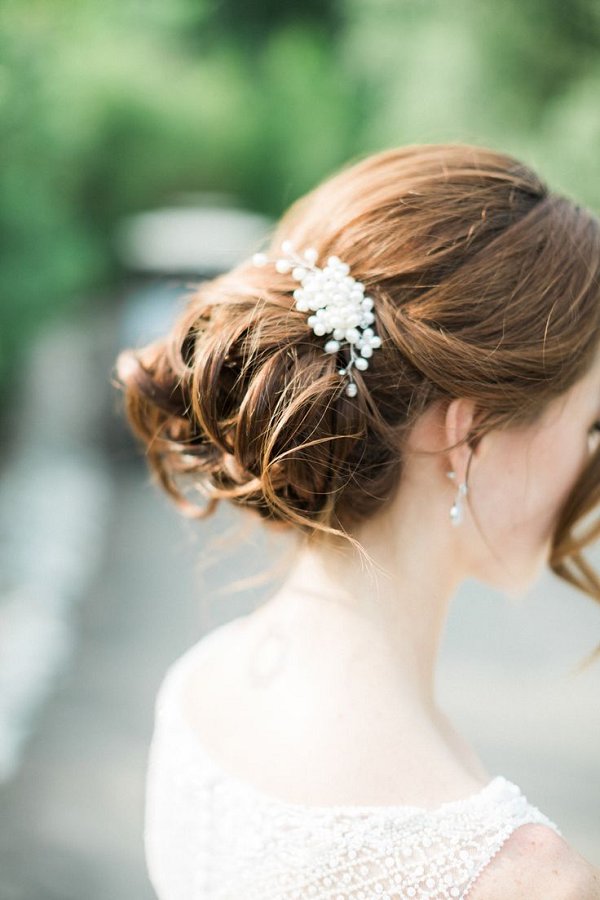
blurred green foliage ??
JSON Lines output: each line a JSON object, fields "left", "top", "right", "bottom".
{"left": 1, "top": 0, "right": 599, "bottom": 414}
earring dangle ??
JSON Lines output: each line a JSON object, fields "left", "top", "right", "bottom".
{"left": 446, "top": 470, "right": 468, "bottom": 526}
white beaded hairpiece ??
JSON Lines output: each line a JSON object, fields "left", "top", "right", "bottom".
{"left": 252, "top": 240, "right": 382, "bottom": 398}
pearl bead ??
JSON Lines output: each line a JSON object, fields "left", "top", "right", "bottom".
{"left": 250, "top": 243, "right": 380, "bottom": 400}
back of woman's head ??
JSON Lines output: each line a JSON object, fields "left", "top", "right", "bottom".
{"left": 114, "top": 142, "right": 600, "bottom": 643}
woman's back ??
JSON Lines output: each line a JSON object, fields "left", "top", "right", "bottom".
{"left": 143, "top": 614, "right": 595, "bottom": 899}
{"left": 175, "top": 609, "right": 494, "bottom": 810}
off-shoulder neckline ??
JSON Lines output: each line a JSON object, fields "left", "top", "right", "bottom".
{"left": 157, "top": 635, "right": 521, "bottom": 818}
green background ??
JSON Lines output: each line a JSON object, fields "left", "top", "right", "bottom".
{"left": 2, "top": 0, "right": 600, "bottom": 412}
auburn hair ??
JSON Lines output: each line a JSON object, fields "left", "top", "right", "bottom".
{"left": 113, "top": 142, "right": 600, "bottom": 668}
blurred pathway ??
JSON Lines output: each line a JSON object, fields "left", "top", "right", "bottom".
{"left": 0, "top": 455, "right": 214, "bottom": 900}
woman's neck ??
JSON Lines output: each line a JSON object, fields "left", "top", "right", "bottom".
{"left": 257, "top": 499, "right": 464, "bottom": 724}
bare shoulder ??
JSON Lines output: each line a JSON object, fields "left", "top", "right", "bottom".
{"left": 468, "top": 823, "right": 600, "bottom": 899}
{"left": 180, "top": 614, "right": 256, "bottom": 706}
{"left": 186, "top": 614, "right": 253, "bottom": 679}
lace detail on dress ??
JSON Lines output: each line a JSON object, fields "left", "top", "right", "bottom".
{"left": 144, "top": 644, "right": 564, "bottom": 900}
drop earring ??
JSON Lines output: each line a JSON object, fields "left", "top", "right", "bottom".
{"left": 446, "top": 470, "right": 468, "bottom": 526}
{"left": 446, "top": 447, "right": 474, "bottom": 527}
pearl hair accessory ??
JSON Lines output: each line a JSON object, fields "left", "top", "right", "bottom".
{"left": 252, "top": 240, "right": 382, "bottom": 398}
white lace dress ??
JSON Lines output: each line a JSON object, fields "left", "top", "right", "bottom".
{"left": 144, "top": 641, "right": 564, "bottom": 900}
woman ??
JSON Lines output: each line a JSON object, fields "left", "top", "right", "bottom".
{"left": 115, "top": 143, "right": 600, "bottom": 898}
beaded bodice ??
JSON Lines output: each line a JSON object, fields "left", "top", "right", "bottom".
{"left": 144, "top": 641, "right": 563, "bottom": 899}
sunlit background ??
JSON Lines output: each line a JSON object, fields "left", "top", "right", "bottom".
{"left": 1, "top": 0, "right": 600, "bottom": 896}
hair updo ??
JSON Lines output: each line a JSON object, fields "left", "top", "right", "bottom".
{"left": 114, "top": 142, "right": 600, "bottom": 642}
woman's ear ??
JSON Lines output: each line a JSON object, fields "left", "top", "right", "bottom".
{"left": 444, "top": 397, "right": 478, "bottom": 481}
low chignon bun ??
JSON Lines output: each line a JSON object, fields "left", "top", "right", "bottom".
{"left": 114, "top": 143, "right": 600, "bottom": 629}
